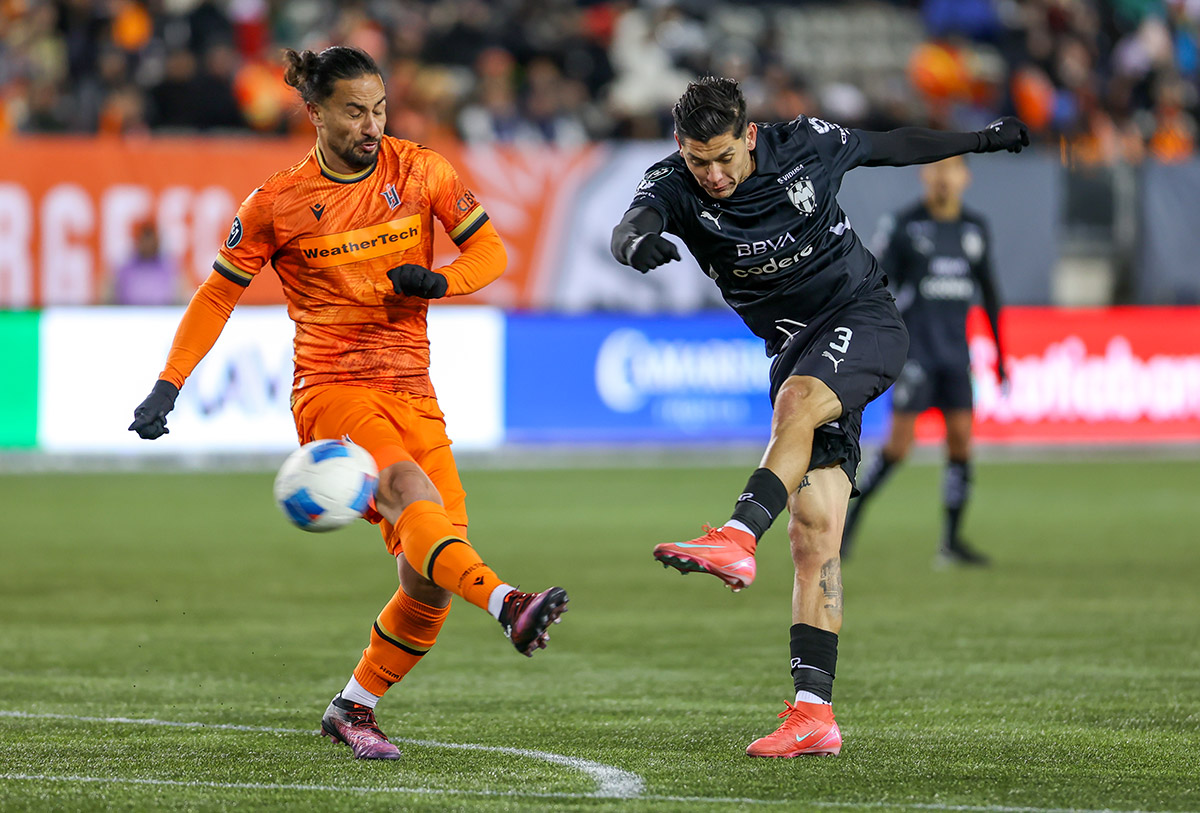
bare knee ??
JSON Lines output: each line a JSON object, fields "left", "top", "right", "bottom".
{"left": 774, "top": 377, "right": 842, "bottom": 429}
{"left": 376, "top": 460, "right": 442, "bottom": 516}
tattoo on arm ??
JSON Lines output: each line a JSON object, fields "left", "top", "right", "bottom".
{"left": 797, "top": 475, "right": 811, "bottom": 491}
{"left": 819, "top": 557, "right": 843, "bottom": 614}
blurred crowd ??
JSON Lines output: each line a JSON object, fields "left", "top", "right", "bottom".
{"left": 1, "top": 0, "right": 1196, "bottom": 163}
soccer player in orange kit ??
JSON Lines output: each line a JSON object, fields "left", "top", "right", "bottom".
{"left": 128, "top": 46, "right": 568, "bottom": 761}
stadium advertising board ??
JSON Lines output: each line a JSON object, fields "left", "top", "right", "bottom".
{"left": 13, "top": 306, "right": 1200, "bottom": 454}
{"left": 0, "top": 139, "right": 600, "bottom": 310}
{"left": 505, "top": 313, "right": 772, "bottom": 443}
{"left": 35, "top": 306, "right": 504, "bottom": 453}
{"left": 0, "top": 310, "right": 38, "bottom": 448}
{"left": 913, "top": 307, "right": 1200, "bottom": 444}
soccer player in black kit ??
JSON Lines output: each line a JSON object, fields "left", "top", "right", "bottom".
{"left": 841, "top": 156, "right": 1006, "bottom": 566}
{"left": 611, "top": 77, "right": 1027, "bottom": 757}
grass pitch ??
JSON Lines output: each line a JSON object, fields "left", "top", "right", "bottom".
{"left": 0, "top": 457, "right": 1198, "bottom": 812}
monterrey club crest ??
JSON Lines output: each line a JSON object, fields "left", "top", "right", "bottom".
{"left": 787, "top": 177, "right": 817, "bottom": 216}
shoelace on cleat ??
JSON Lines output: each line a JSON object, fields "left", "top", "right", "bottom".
{"left": 776, "top": 700, "right": 810, "bottom": 722}
{"left": 344, "top": 705, "right": 389, "bottom": 740}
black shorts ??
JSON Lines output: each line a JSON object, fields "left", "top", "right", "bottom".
{"left": 768, "top": 289, "right": 909, "bottom": 492}
{"left": 890, "top": 357, "right": 974, "bottom": 413}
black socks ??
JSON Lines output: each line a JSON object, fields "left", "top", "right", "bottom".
{"left": 729, "top": 468, "right": 789, "bottom": 540}
{"left": 942, "top": 459, "right": 972, "bottom": 548}
{"left": 855, "top": 451, "right": 898, "bottom": 501}
{"left": 789, "top": 623, "right": 838, "bottom": 702}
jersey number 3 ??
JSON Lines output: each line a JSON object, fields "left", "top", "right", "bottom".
{"left": 829, "top": 327, "right": 853, "bottom": 354}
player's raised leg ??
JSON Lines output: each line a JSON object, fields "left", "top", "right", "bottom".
{"left": 377, "top": 459, "right": 567, "bottom": 655}
{"left": 938, "top": 408, "right": 988, "bottom": 565}
{"left": 746, "top": 466, "right": 849, "bottom": 757}
{"left": 654, "top": 375, "right": 842, "bottom": 591}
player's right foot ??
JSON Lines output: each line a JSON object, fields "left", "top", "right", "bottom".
{"left": 746, "top": 700, "right": 842, "bottom": 758}
{"left": 936, "top": 539, "right": 990, "bottom": 567}
{"left": 498, "top": 587, "right": 569, "bottom": 656}
{"left": 653, "top": 524, "right": 757, "bottom": 591}
{"left": 321, "top": 694, "right": 401, "bottom": 760}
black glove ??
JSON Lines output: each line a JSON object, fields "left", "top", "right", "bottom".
{"left": 129, "top": 380, "right": 180, "bottom": 440}
{"left": 977, "top": 117, "right": 1030, "bottom": 154}
{"left": 388, "top": 264, "right": 448, "bottom": 299}
{"left": 627, "top": 234, "right": 681, "bottom": 274}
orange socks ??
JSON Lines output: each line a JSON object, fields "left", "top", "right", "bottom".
{"left": 352, "top": 586, "right": 451, "bottom": 696}
{"left": 392, "top": 500, "right": 504, "bottom": 611}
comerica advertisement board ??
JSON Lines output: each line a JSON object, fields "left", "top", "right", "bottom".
{"left": 0, "top": 306, "right": 1197, "bottom": 454}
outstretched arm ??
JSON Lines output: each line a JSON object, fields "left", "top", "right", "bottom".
{"left": 610, "top": 206, "right": 680, "bottom": 272}
{"left": 858, "top": 118, "right": 1029, "bottom": 168}
{"left": 129, "top": 271, "right": 246, "bottom": 439}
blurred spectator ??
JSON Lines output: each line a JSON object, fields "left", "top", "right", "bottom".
{"left": 0, "top": 0, "right": 1194, "bottom": 162}
{"left": 111, "top": 221, "right": 182, "bottom": 306}
{"left": 149, "top": 44, "right": 245, "bottom": 131}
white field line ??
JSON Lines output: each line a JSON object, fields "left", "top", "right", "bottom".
{"left": 0, "top": 710, "right": 642, "bottom": 799}
{"left": 1, "top": 710, "right": 1193, "bottom": 813}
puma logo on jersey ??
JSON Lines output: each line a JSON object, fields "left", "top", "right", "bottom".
{"left": 828, "top": 215, "right": 851, "bottom": 236}
{"left": 310, "top": 203, "right": 326, "bottom": 221}
{"left": 700, "top": 210, "right": 722, "bottom": 229}
{"left": 821, "top": 351, "right": 844, "bottom": 372}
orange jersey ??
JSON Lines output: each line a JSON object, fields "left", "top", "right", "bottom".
{"left": 209, "top": 136, "right": 498, "bottom": 397}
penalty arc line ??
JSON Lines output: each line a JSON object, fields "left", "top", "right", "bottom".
{"left": 1, "top": 711, "right": 1194, "bottom": 813}
{"left": 0, "top": 710, "right": 643, "bottom": 800}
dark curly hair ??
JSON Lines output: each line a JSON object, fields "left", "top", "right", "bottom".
{"left": 282, "top": 46, "right": 381, "bottom": 105}
{"left": 672, "top": 76, "right": 749, "bottom": 143}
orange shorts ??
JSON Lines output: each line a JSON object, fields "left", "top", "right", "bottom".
{"left": 291, "top": 384, "right": 468, "bottom": 548}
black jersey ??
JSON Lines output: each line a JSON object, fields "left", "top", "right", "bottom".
{"left": 874, "top": 202, "right": 996, "bottom": 366}
{"left": 625, "top": 116, "right": 888, "bottom": 356}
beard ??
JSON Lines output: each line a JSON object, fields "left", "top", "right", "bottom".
{"left": 334, "top": 138, "right": 380, "bottom": 171}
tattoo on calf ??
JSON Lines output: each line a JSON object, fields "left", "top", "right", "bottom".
{"left": 819, "top": 557, "right": 843, "bottom": 614}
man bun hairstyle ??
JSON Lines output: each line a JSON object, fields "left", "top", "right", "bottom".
{"left": 283, "top": 46, "right": 381, "bottom": 105}
{"left": 672, "top": 76, "right": 749, "bottom": 143}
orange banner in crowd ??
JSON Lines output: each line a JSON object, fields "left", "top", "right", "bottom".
{"left": 0, "top": 137, "right": 604, "bottom": 308}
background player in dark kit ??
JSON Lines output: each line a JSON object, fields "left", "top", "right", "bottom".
{"left": 842, "top": 156, "right": 1006, "bottom": 566}
{"left": 611, "top": 77, "right": 1027, "bottom": 757}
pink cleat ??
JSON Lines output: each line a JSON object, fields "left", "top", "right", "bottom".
{"left": 498, "top": 586, "right": 569, "bottom": 657}
{"left": 653, "top": 525, "right": 757, "bottom": 591}
{"left": 746, "top": 700, "right": 842, "bottom": 758}
{"left": 320, "top": 695, "right": 401, "bottom": 760}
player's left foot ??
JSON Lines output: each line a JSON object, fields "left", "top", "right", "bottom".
{"left": 653, "top": 524, "right": 757, "bottom": 591}
{"left": 321, "top": 694, "right": 401, "bottom": 760}
{"left": 937, "top": 539, "right": 990, "bottom": 567}
{"left": 746, "top": 700, "right": 842, "bottom": 758}
{"left": 499, "top": 587, "right": 569, "bottom": 656}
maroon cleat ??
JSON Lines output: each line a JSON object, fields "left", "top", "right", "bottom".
{"left": 498, "top": 587, "right": 569, "bottom": 656}
{"left": 320, "top": 695, "right": 401, "bottom": 760}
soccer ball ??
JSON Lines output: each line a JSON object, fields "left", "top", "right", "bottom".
{"left": 273, "top": 439, "right": 379, "bottom": 532}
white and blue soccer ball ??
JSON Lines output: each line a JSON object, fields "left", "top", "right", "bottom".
{"left": 273, "top": 439, "right": 378, "bottom": 532}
